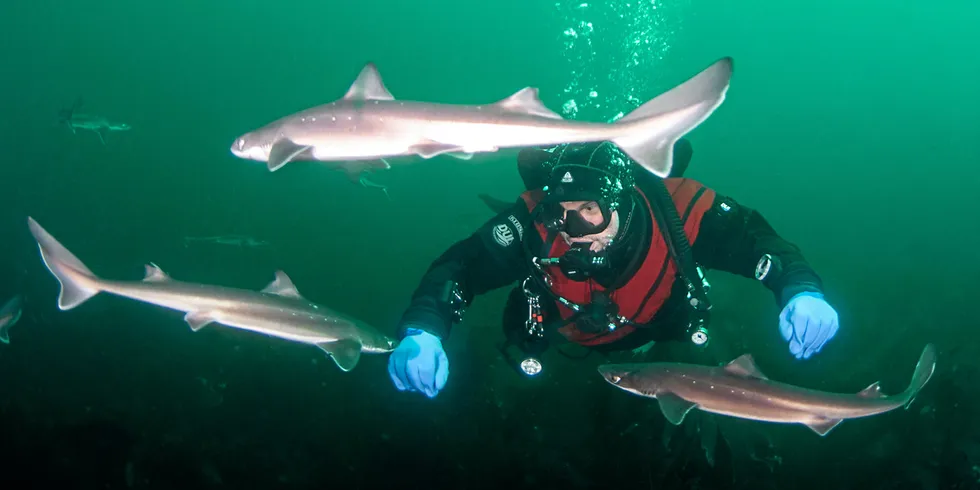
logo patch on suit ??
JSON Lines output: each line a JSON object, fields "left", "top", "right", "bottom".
{"left": 492, "top": 224, "right": 515, "bottom": 247}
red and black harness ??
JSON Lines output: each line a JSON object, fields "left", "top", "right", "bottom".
{"left": 516, "top": 177, "right": 716, "bottom": 349}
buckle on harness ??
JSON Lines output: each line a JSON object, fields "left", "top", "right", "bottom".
{"left": 686, "top": 265, "right": 712, "bottom": 310}
{"left": 522, "top": 278, "right": 546, "bottom": 341}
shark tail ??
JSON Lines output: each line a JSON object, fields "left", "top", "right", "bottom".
{"left": 901, "top": 343, "right": 938, "bottom": 409}
{"left": 0, "top": 295, "right": 23, "bottom": 344}
{"left": 27, "top": 217, "right": 103, "bottom": 310}
{"left": 477, "top": 193, "right": 513, "bottom": 214}
{"left": 612, "top": 57, "right": 733, "bottom": 178}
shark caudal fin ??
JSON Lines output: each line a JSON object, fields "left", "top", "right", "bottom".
{"left": 901, "top": 343, "right": 938, "bottom": 409}
{"left": 26, "top": 217, "right": 102, "bottom": 310}
{"left": 612, "top": 57, "right": 733, "bottom": 178}
{"left": 0, "top": 295, "right": 23, "bottom": 344}
{"left": 477, "top": 193, "right": 514, "bottom": 214}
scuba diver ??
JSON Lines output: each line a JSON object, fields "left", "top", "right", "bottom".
{"left": 388, "top": 140, "right": 840, "bottom": 398}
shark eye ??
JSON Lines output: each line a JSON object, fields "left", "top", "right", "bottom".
{"left": 611, "top": 375, "right": 622, "bottom": 384}
{"left": 237, "top": 138, "right": 245, "bottom": 150}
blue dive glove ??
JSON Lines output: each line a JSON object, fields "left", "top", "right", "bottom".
{"left": 388, "top": 328, "right": 449, "bottom": 398}
{"left": 778, "top": 292, "right": 839, "bottom": 360}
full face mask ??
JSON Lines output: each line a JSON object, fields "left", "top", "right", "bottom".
{"left": 536, "top": 142, "right": 635, "bottom": 239}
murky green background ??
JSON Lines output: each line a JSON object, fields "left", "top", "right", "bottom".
{"left": 1, "top": 0, "right": 978, "bottom": 488}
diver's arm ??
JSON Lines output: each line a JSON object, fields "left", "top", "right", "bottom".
{"left": 692, "top": 194, "right": 824, "bottom": 307}
{"left": 397, "top": 202, "right": 531, "bottom": 339}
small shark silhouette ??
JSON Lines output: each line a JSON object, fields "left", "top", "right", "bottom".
{"left": 183, "top": 235, "right": 269, "bottom": 248}
{"left": 59, "top": 98, "right": 131, "bottom": 145}
{"left": 358, "top": 173, "right": 390, "bottom": 200}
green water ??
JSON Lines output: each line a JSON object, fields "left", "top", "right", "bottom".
{"left": 1, "top": 0, "right": 978, "bottom": 488}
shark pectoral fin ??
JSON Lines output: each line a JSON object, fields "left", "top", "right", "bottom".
{"left": 723, "top": 353, "right": 768, "bottom": 379}
{"left": 805, "top": 418, "right": 843, "bottom": 436}
{"left": 343, "top": 63, "right": 395, "bottom": 101}
{"left": 857, "top": 381, "right": 885, "bottom": 399}
{"left": 317, "top": 339, "right": 363, "bottom": 372}
{"left": 261, "top": 271, "right": 303, "bottom": 299}
{"left": 656, "top": 393, "right": 697, "bottom": 425}
{"left": 447, "top": 152, "right": 475, "bottom": 161}
{"left": 143, "top": 263, "right": 170, "bottom": 282}
{"left": 184, "top": 311, "right": 215, "bottom": 332}
{"left": 268, "top": 140, "right": 313, "bottom": 172}
{"left": 409, "top": 140, "right": 471, "bottom": 159}
{"left": 494, "top": 87, "right": 563, "bottom": 119}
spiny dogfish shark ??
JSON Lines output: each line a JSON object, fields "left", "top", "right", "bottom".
{"left": 230, "top": 58, "right": 734, "bottom": 180}
{"left": 27, "top": 217, "right": 396, "bottom": 371}
{"left": 599, "top": 344, "right": 937, "bottom": 436}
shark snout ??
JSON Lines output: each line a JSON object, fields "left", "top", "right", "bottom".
{"left": 229, "top": 135, "right": 267, "bottom": 161}
{"left": 598, "top": 364, "right": 624, "bottom": 384}
{"left": 230, "top": 137, "right": 245, "bottom": 157}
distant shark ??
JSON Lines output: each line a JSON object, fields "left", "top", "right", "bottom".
{"left": 598, "top": 344, "right": 937, "bottom": 436}
{"left": 230, "top": 58, "right": 733, "bottom": 179}
{"left": 28, "top": 217, "right": 397, "bottom": 371}
{"left": 358, "top": 173, "right": 390, "bottom": 200}
{"left": 59, "top": 100, "right": 131, "bottom": 145}
{"left": 183, "top": 235, "right": 269, "bottom": 248}
{"left": 0, "top": 295, "right": 23, "bottom": 344}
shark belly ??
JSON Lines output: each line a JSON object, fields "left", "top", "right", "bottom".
{"left": 306, "top": 133, "right": 416, "bottom": 160}
{"left": 670, "top": 380, "right": 830, "bottom": 425}
{"left": 418, "top": 118, "right": 610, "bottom": 152}
{"left": 695, "top": 398, "right": 819, "bottom": 425}
{"left": 206, "top": 307, "right": 344, "bottom": 346}
{"left": 287, "top": 112, "right": 423, "bottom": 160}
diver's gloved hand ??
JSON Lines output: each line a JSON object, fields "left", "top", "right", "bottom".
{"left": 388, "top": 328, "right": 449, "bottom": 398}
{"left": 778, "top": 292, "right": 840, "bottom": 360}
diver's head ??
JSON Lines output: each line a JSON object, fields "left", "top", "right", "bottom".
{"left": 535, "top": 142, "right": 635, "bottom": 250}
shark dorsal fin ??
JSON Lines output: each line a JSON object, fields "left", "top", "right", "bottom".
{"left": 143, "top": 263, "right": 170, "bottom": 282}
{"left": 857, "top": 381, "right": 886, "bottom": 399}
{"left": 493, "top": 87, "right": 563, "bottom": 119}
{"left": 723, "top": 354, "right": 768, "bottom": 379}
{"left": 262, "top": 270, "right": 303, "bottom": 299}
{"left": 343, "top": 63, "right": 395, "bottom": 101}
